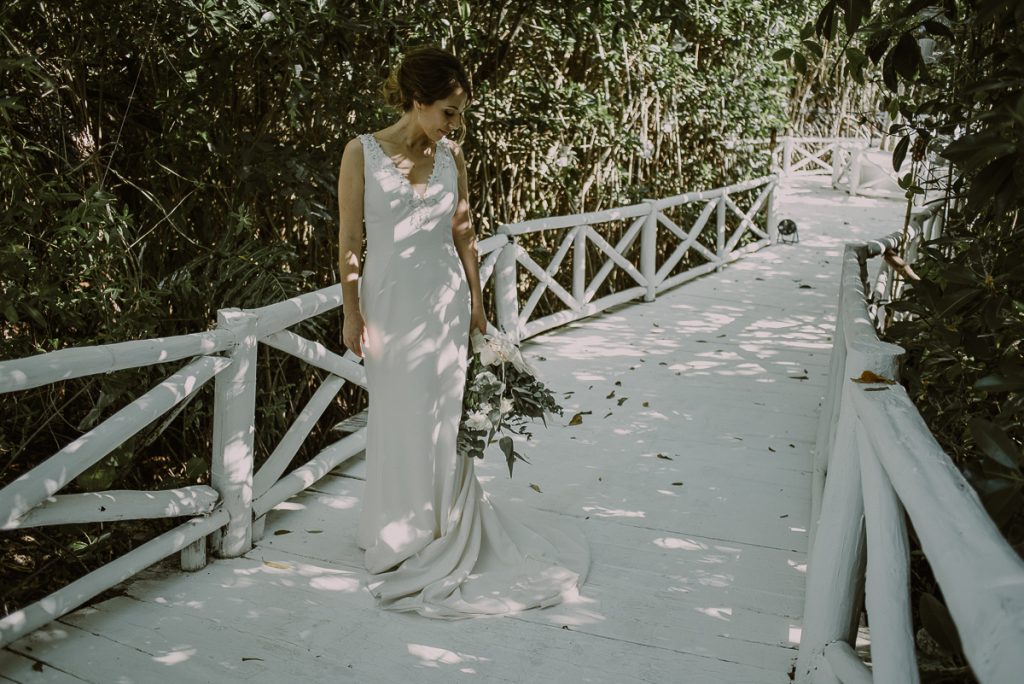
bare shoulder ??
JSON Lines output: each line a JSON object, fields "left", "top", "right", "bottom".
{"left": 342, "top": 136, "right": 365, "bottom": 161}
{"left": 339, "top": 136, "right": 365, "bottom": 180}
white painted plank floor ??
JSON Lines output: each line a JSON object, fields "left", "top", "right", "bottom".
{"left": 1, "top": 176, "right": 904, "bottom": 684}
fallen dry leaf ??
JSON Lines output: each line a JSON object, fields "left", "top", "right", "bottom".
{"left": 529, "top": 483, "right": 542, "bottom": 493}
{"left": 263, "top": 560, "right": 291, "bottom": 570}
{"left": 568, "top": 410, "right": 592, "bottom": 426}
{"left": 656, "top": 453, "right": 673, "bottom": 460}
{"left": 851, "top": 370, "right": 897, "bottom": 385}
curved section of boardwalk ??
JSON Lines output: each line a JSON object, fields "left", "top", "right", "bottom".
{"left": 0, "top": 176, "right": 904, "bottom": 683}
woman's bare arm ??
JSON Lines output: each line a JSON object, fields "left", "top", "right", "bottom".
{"left": 450, "top": 141, "right": 486, "bottom": 334}
{"left": 338, "top": 137, "right": 367, "bottom": 356}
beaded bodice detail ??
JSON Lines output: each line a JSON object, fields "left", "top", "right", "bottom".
{"left": 360, "top": 133, "right": 456, "bottom": 210}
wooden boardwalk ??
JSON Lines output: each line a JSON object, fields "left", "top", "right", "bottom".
{"left": 1, "top": 176, "right": 904, "bottom": 684}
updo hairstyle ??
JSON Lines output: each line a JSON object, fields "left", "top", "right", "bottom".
{"left": 382, "top": 46, "right": 472, "bottom": 112}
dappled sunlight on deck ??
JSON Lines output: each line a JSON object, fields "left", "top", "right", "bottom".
{"left": 0, "top": 176, "right": 909, "bottom": 684}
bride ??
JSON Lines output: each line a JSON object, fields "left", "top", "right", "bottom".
{"left": 336, "top": 45, "right": 589, "bottom": 618}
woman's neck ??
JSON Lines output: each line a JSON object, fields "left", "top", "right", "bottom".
{"left": 382, "top": 113, "right": 432, "bottom": 154}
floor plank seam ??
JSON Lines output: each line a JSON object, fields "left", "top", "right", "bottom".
{"left": 1, "top": 650, "right": 91, "bottom": 684}
{"left": 506, "top": 614, "right": 793, "bottom": 672}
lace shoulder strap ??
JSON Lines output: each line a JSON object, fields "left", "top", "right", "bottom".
{"left": 359, "top": 133, "right": 385, "bottom": 170}
{"left": 436, "top": 136, "right": 457, "bottom": 176}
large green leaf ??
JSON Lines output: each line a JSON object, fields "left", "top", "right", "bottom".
{"left": 892, "top": 33, "right": 920, "bottom": 81}
{"left": 892, "top": 135, "right": 910, "bottom": 172}
{"left": 968, "top": 417, "right": 1022, "bottom": 469}
{"left": 974, "top": 374, "right": 1024, "bottom": 393}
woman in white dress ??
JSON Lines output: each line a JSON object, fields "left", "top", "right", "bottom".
{"left": 337, "top": 46, "right": 589, "bottom": 618}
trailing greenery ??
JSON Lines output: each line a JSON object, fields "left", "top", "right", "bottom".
{"left": 1, "top": 1, "right": 809, "bottom": 615}
{"left": 783, "top": 0, "right": 1022, "bottom": 679}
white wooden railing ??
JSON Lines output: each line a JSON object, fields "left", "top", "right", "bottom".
{"left": 796, "top": 230, "right": 1024, "bottom": 683}
{"left": 493, "top": 174, "right": 778, "bottom": 341}
{"left": 0, "top": 167, "right": 780, "bottom": 648}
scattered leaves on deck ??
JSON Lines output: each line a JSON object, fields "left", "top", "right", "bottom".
{"left": 656, "top": 453, "right": 673, "bottom": 460}
{"left": 617, "top": 397, "right": 628, "bottom": 406}
{"left": 606, "top": 390, "right": 616, "bottom": 399}
{"left": 274, "top": 529, "right": 291, "bottom": 536}
{"left": 671, "top": 481, "right": 684, "bottom": 486}
{"left": 529, "top": 483, "right": 542, "bottom": 493}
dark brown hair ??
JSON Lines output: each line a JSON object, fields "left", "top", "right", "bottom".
{"left": 382, "top": 46, "right": 472, "bottom": 111}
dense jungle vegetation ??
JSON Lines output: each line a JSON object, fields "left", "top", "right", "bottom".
{"left": 1, "top": 0, "right": 812, "bottom": 615}
{"left": 788, "top": 0, "right": 1022, "bottom": 680}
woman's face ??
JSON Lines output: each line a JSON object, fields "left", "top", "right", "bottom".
{"left": 415, "top": 86, "right": 469, "bottom": 142}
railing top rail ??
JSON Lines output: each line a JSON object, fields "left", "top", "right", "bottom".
{"left": 852, "top": 381, "right": 1024, "bottom": 684}
{"left": 0, "top": 329, "right": 236, "bottom": 395}
{"left": 477, "top": 233, "right": 509, "bottom": 255}
{"left": 498, "top": 202, "right": 650, "bottom": 236}
{"left": 244, "top": 283, "right": 341, "bottom": 339}
{"left": 655, "top": 173, "right": 777, "bottom": 210}
{"left": 841, "top": 241, "right": 906, "bottom": 361}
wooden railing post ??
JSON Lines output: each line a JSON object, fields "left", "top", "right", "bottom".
{"left": 494, "top": 231, "right": 521, "bottom": 344}
{"left": 573, "top": 225, "right": 587, "bottom": 307}
{"left": 716, "top": 194, "right": 727, "bottom": 266}
{"left": 797, "top": 383, "right": 867, "bottom": 684}
{"left": 782, "top": 136, "right": 794, "bottom": 175}
{"left": 831, "top": 142, "right": 844, "bottom": 188}
{"left": 766, "top": 180, "right": 778, "bottom": 244}
{"left": 641, "top": 202, "right": 658, "bottom": 301}
{"left": 799, "top": 242, "right": 905, "bottom": 683}
{"left": 848, "top": 147, "right": 863, "bottom": 196}
{"left": 210, "top": 308, "right": 258, "bottom": 558}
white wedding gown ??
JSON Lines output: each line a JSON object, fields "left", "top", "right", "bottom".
{"left": 354, "top": 133, "right": 590, "bottom": 618}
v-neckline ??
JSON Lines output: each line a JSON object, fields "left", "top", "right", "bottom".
{"left": 369, "top": 134, "right": 438, "bottom": 200}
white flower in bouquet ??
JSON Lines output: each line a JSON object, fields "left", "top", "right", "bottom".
{"left": 465, "top": 410, "right": 493, "bottom": 431}
{"left": 499, "top": 397, "right": 514, "bottom": 415}
{"left": 472, "top": 329, "right": 536, "bottom": 376}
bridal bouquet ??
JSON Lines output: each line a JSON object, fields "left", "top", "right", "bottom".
{"left": 457, "top": 329, "right": 563, "bottom": 477}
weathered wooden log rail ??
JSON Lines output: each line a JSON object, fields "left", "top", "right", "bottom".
{"left": 0, "top": 158, "right": 783, "bottom": 648}
{"left": 795, "top": 224, "right": 1024, "bottom": 684}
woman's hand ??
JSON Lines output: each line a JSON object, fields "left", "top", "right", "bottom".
{"left": 470, "top": 303, "right": 487, "bottom": 336}
{"left": 343, "top": 311, "right": 367, "bottom": 358}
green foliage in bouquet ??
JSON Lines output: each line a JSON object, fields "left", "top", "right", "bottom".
{"left": 458, "top": 330, "right": 562, "bottom": 477}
